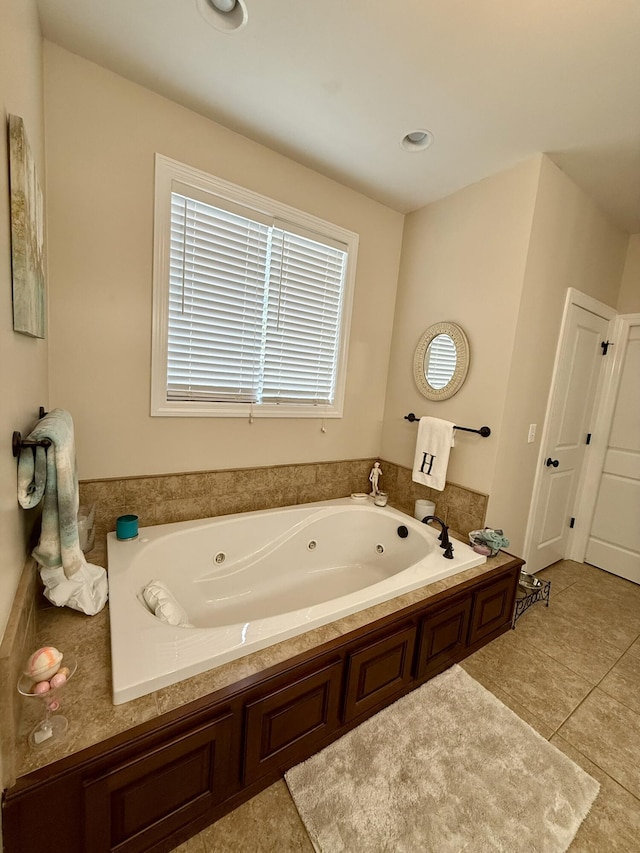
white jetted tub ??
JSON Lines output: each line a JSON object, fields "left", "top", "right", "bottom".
{"left": 107, "top": 498, "right": 485, "bottom": 703}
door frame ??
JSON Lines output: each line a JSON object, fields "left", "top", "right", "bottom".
{"left": 568, "top": 312, "right": 640, "bottom": 563}
{"left": 522, "top": 287, "right": 616, "bottom": 567}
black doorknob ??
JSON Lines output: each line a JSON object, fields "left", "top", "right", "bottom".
{"left": 546, "top": 457, "right": 559, "bottom": 468}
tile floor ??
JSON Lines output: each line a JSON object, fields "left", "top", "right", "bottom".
{"left": 171, "top": 560, "right": 640, "bottom": 852}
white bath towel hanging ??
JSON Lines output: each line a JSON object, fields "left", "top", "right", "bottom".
{"left": 412, "top": 417, "right": 456, "bottom": 492}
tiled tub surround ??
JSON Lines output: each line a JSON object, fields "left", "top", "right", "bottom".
{"left": 79, "top": 458, "right": 488, "bottom": 567}
{"left": 383, "top": 461, "right": 488, "bottom": 537}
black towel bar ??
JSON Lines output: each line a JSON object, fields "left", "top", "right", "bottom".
{"left": 404, "top": 412, "right": 491, "bottom": 438}
{"left": 12, "top": 407, "right": 50, "bottom": 457}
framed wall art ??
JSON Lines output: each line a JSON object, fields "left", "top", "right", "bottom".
{"left": 8, "top": 114, "right": 45, "bottom": 338}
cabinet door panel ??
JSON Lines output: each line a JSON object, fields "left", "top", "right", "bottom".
{"left": 415, "top": 597, "right": 471, "bottom": 680}
{"left": 468, "top": 575, "right": 517, "bottom": 645}
{"left": 244, "top": 660, "right": 341, "bottom": 784}
{"left": 83, "top": 712, "right": 233, "bottom": 853}
{"left": 343, "top": 624, "right": 415, "bottom": 722}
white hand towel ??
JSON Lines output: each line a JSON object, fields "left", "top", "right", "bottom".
{"left": 412, "top": 417, "right": 456, "bottom": 491}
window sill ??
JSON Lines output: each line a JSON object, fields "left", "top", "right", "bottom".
{"left": 150, "top": 401, "right": 343, "bottom": 418}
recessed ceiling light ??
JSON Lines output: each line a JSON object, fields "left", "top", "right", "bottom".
{"left": 401, "top": 130, "right": 434, "bottom": 152}
{"left": 196, "top": 0, "right": 248, "bottom": 32}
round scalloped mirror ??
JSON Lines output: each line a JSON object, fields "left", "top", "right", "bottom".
{"left": 413, "top": 322, "right": 470, "bottom": 401}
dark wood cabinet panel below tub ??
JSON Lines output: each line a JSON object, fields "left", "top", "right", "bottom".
{"left": 243, "top": 660, "right": 342, "bottom": 785}
{"left": 468, "top": 572, "right": 519, "bottom": 646}
{"left": 84, "top": 711, "right": 234, "bottom": 853}
{"left": 342, "top": 623, "right": 416, "bottom": 723}
{"left": 2, "top": 557, "right": 522, "bottom": 853}
{"left": 415, "top": 595, "right": 472, "bottom": 681}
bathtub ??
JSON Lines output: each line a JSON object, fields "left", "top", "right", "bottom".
{"left": 106, "top": 498, "right": 486, "bottom": 704}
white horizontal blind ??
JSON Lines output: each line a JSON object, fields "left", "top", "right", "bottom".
{"left": 167, "top": 191, "right": 347, "bottom": 406}
{"left": 168, "top": 193, "right": 269, "bottom": 402}
{"left": 263, "top": 228, "right": 346, "bottom": 403}
{"left": 426, "top": 334, "right": 458, "bottom": 389}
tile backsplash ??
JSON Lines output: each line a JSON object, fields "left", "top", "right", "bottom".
{"left": 381, "top": 461, "right": 488, "bottom": 538}
{"left": 79, "top": 458, "right": 488, "bottom": 566}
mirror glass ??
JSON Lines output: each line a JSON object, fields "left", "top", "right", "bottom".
{"left": 425, "top": 333, "right": 457, "bottom": 389}
{"left": 413, "top": 322, "right": 469, "bottom": 401}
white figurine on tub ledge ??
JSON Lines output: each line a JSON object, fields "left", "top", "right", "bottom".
{"left": 369, "top": 461, "right": 382, "bottom": 496}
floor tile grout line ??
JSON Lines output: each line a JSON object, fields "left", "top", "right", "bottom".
{"left": 515, "top": 580, "right": 638, "bottom": 685}
{"left": 552, "top": 733, "right": 640, "bottom": 806}
{"left": 478, "top": 564, "right": 640, "bottom": 813}
{"left": 545, "top": 579, "right": 640, "bottom": 623}
{"left": 507, "top": 625, "right": 601, "bottom": 695}
{"left": 547, "top": 625, "right": 635, "bottom": 735}
{"left": 595, "top": 682, "right": 640, "bottom": 719}
{"left": 548, "top": 591, "right": 640, "bottom": 788}
{"left": 510, "top": 571, "right": 639, "bottom": 751}
{"left": 582, "top": 631, "right": 640, "bottom": 701}
{"left": 554, "top": 681, "right": 599, "bottom": 738}
{"left": 471, "top": 623, "right": 599, "bottom": 733}
{"left": 460, "top": 669, "right": 555, "bottom": 740}
{"left": 512, "top": 621, "right": 626, "bottom": 686}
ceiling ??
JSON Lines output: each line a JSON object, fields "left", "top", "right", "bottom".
{"left": 36, "top": 0, "right": 640, "bottom": 233}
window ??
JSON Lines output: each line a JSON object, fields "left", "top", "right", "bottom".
{"left": 151, "top": 155, "right": 358, "bottom": 418}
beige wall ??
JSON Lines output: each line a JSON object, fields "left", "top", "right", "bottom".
{"left": 483, "top": 157, "right": 628, "bottom": 553}
{"left": 2, "top": 32, "right": 632, "bottom": 641}
{"left": 617, "top": 233, "right": 640, "bottom": 314}
{"left": 44, "top": 43, "right": 404, "bottom": 480}
{"left": 381, "top": 154, "right": 628, "bottom": 556}
{"left": 0, "top": 1, "right": 48, "bottom": 640}
{"left": 380, "top": 157, "right": 542, "bottom": 492}
{"left": 0, "top": 0, "right": 47, "bottom": 826}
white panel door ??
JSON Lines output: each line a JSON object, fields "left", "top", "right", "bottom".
{"left": 527, "top": 303, "right": 610, "bottom": 572}
{"left": 586, "top": 322, "right": 640, "bottom": 584}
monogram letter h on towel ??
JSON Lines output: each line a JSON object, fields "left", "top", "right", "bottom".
{"left": 412, "top": 417, "right": 456, "bottom": 491}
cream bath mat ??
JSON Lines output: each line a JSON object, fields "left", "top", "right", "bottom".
{"left": 285, "top": 665, "right": 598, "bottom": 852}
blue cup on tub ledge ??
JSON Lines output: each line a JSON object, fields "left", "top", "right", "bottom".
{"left": 116, "top": 514, "right": 139, "bottom": 541}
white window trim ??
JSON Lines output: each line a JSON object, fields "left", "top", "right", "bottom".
{"left": 151, "top": 154, "right": 358, "bottom": 418}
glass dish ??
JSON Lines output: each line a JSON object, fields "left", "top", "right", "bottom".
{"left": 17, "top": 652, "right": 77, "bottom": 748}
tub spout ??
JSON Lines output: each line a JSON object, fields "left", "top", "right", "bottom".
{"left": 421, "top": 515, "right": 454, "bottom": 559}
